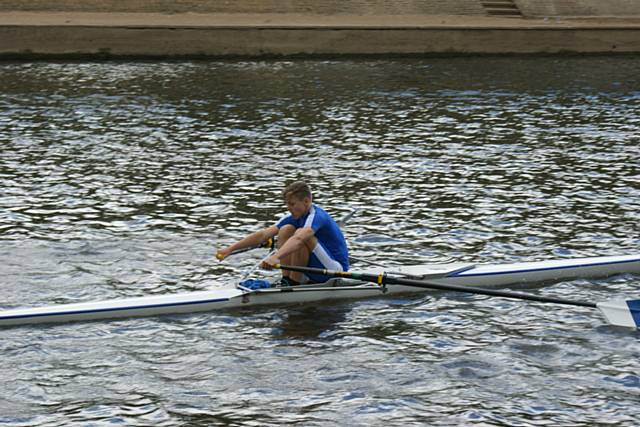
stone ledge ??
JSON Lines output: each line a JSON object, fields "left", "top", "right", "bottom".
{"left": 1, "top": 11, "right": 640, "bottom": 29}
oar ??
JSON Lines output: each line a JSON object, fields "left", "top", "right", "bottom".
{"left": 336, "top": 208, "right": 357, "bottom": 227}
{"left": 274, "top": 264, "right": 640, "bottom": 329}
{"left": 215, "top": 238, "right": 275, "bottom": 261}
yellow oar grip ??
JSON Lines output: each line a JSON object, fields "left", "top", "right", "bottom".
{"left": 216, "top": 252, "right": 225, "bottom": 261}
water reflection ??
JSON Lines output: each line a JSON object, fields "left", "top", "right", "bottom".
{"left": 273, "top": 305, "right": 350, "bottom": 340}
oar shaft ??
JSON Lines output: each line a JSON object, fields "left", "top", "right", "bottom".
{"left": 386, "top": 276, "right": 596, "bottom": 308}
{"left": 276, "top": 264, "right": 597, "bottom": 309}
{"left": 337, "top": 209, "right": 357, "bottom": 227}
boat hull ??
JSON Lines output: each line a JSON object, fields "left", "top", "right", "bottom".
{"left": 428, "top": 254, "right": 640, "bottom": 286}
{"left": 1, "top": 254, "right": 639, "bottom": 326}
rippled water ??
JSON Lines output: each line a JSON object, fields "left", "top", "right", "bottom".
{"left": 1, "top": 58, "right": 640, "bottom": 426}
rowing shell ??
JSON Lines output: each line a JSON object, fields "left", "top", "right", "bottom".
{"left": 1, "top": 254, "right": 639, "bottom": 327}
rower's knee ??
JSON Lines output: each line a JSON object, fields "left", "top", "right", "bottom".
{"left": 278, "top": 225, "right": 295, "bottom": 248}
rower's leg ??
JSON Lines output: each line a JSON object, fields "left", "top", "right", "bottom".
{"left": 277, "top": 225, "right": 297, "bottom": 281}
{"left": 277, "top": 225, "right": 314, "bottom": 283}
{"left": 287, "top": 236, "right": 316, "bottom": 283}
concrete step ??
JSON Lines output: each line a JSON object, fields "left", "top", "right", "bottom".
{"left": 487, "top": 8, "right": 521, "bottom": 15}
{"left": 482, "top": 0, "right": 522, "bottom": 17}
{"left": 482, "top": 1, "right": 518, "bottom": 7}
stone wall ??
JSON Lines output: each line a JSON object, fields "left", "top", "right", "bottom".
{"left": 515, "top": 0, "right": 640, "bottom": 17}
{"left": 0, "top": 0, "right": 486, "bottom": 15}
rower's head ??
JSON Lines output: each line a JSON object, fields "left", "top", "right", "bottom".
{"left": 283, "top": 181, "right": 312, "bottom": 219}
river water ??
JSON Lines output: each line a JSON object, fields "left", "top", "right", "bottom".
{"left": 1, "top": 57, "right": 639, "bottom": 426}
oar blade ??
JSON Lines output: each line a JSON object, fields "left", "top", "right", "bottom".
{"left": 596, "top": 300, "right": 640, "bottom": 328}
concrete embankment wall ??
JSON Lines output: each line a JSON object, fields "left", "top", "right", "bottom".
{"left": 1, "top": 0, "right": 640, "bottom": 57}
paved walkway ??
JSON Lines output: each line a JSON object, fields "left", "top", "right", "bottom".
{"left": 2, "top": 11, "right": 640, "bottom": 28}
{"left": 1, "top": 12, "right": 639, "bottom": 57}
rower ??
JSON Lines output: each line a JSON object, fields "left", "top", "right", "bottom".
{"left": 216, "top": 181, "right": 349, "bottom": 285}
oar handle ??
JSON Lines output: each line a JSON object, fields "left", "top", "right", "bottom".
{"left": 219, "top": 238, "right": 274, "bottom": 260}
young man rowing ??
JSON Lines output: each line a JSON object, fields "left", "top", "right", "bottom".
{"left": 216, "top": 181, "right": 349, "bottom": 285}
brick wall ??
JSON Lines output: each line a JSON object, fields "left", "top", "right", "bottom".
{"left": 515, "top": 0, "right": 640, "bottom": 17}
{"left": 0, "top": 0, "right": 486, "bottom": 15}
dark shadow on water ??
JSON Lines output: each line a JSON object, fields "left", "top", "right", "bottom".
{"left": 272, "top": 303, "right": 351, "bottom": 340}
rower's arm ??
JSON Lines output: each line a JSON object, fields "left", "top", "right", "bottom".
{"left": 220, "top": 225, "right": 278, "bottom": 255}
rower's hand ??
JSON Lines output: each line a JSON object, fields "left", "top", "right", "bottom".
{"left": 260, "top": 255, "right": 279, "bottom": 270}
{"left": 216, "top": 247, "right": 232, "bottom": 261}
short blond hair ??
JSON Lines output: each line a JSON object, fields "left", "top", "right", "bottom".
{"left": 283, "top": 181, "right": 312, "bottom": 201}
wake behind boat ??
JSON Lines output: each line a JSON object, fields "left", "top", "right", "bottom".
{"left": 1, "top": 254, "right": 640, "bottom": 327}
